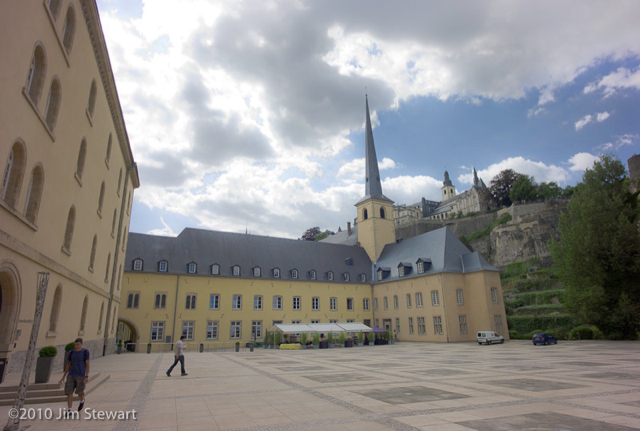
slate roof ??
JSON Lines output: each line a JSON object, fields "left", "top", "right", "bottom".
{"left": 320, "top": 225, "right": 359, "bottom": 246}
{"left": 374, "top": 227, "right": 497, "bottom": 282}
{"left": 125, "top": 228, "right": 372, "bottom": 282}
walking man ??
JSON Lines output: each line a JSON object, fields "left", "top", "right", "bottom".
{"left": 166, "top": 335, "right": 188, "bottom": 376}
{"left": 59, "top": 338, "right": 89, "bottom": 415}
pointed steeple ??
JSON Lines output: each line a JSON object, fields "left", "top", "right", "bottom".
{"left": 443, "top": 170, "right": 452, "bottom": 187}
{"left": 473, "top": 166, "right": 479, "bottom": 187}
{"left": 359, "top": 95, "right": 392, "bottom": 204}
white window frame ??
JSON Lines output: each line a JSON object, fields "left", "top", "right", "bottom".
{"left": 343, "top": 273, "right": 350, "bottom": 281}
{"left": 417, "top": 261, "right": 424, "bottom": 274}
{"left": 459, "top": 315, "right": 467, "bottom": 334}
{"left": 383, "top": 296, "right": 388, "bottom": 310}
{"left": 408, "top": 317, "right": 414, "bottom": 335}
{"left": 252, "top": 321, "right": 262, "bottom": 339}
{"left": 230, "top": 321, "right": 242, "bottom": 339}
{"left": 133, "top": 259, "right": 142, "bottom": 271}
{"left": 206, "top": 321, "right": 218, "bottom": 340}
{"left": 433, "top": 316, "right": 443, "bottom": 334}
{"left": 363, "top": 298, "right": 370, "bottom": 311}
{"left": 254, "top": 295, "right": 263, "bottom": 310}
{"left": 150, "top": 321, "right": 164, "bottom": 342}
{"left": 374, "top": 298, "right": 378, "bottom": 310}
{"left": 188, "top": 263, "right": 197, "bottom": 274}
{"left": 211, "top": 264, "right": 220, "bottom": 275}
{"left": 418, "top": 317, "right": 426, "bottom": 335}
{"left": 399, "top": 266, "right": 405, "bottom": 277}
{"left": 327, "top": 271, "right": 334, "bottom": 281}
{"left": 347, "top": 298, "right": 354, "bottom": 311}
{"left": 312, "top": 297, "right": 319, "bottom": 311}
{"left": 273, "top": 268, "right": 280, "bottom": 278}
{"left": 293, "top": 296, "right": 300, "bottom": 311}
{"left": 457, "top": 289, "right": 464, "bottom": 305}
{"left": 291, "top": 269, "right": 298, "bottom": 279}
{"left": 360, "top": 273, "right": 366, "bottom": 282}
{"left": 395, "top": 318, "right": 400, "bottom": 335}
{"left": 158, "top": 261, "right": 167, "bottom": 272}
{"left": 253, "top": 267, "right": 261, "bottom": 277}
{"left": 210, "top": 294, "right": 220, "bottom": 310}
{"left": 330, "top": 297, "right": 337, "bottom": 311}
{"left": 491, "top": 287, "right": 499, "bottom": 304}
{"left": 273, "top": 295, "right": 282, "bottom": 310}
{"left": 406, "top": 294, "right": 412, "bottom": 308}
{"left": 232, "top": 295, "right": 242, "bottom": 310}
{"left": 182, "top": 321, "right": 195, "bottom": 340}
{"left": 310, "top": 270, "right": 316, "bottom": 280}
{"left": 431, "top": 290, "right": 440, "bottom": 306}
{"left": 393, "top": 295, "right": 399, "bottom": 309}
{"left": 233, "top": 266, "right": 240, "bottom": 276}
{"left": 416, "top": 292, "right": 423, "bottom": 308}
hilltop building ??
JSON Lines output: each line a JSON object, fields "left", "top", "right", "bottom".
{"left": 118, "top": 97, "right": 507, "bottom": 348}
{"left": 0, "top": 0, "right": 139, "bottom": 380}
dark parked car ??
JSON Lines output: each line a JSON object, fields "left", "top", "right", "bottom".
{"left": 532, "top": 333, "right": 557, "bottom": 345}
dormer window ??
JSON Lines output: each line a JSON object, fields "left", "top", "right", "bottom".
{"left": 343, "top": 273, "right": 350, "bottom": 282}
{"left": 327, "top": 271, "right": 334, "bottom": 281}
{"left": 377, "top": 269, "right": 383, "bottom": 281}
{"left": 291, "top": 269, "right": 298, "bottom": 279}
{"left": 416, "top": 258, "right": 432, "bottom": 274}
{"left": 232, "top": 265, "right": 240, "bottom": 276}
{"left": 397, "top": 262, "right": 412, "bottom": 278}
{"left": 377, "top": 267, "right": 390, "bottom": 281}
{"left": 309, "top": 270, "right": 316, "bottom": 280}
{"left": 360, "top": 273, "right": 366, "bottom": 282}
{"left": 399, "top": 266, "right": 405, "bottom": 277}
{"left": 133, "top": 259, "right": 143, "bottom": 271}
{"left": 273, "top": 268, "right": 280, "bottom": 278}
{"left": 158, "top": 261, "right": 168, "bottom": 272}
{"left": 253, "top": 267, "right": 261, "bottom": 277}
{"left": 188, "top": 263, "right": 197, "bottom": 274}
{"left": 211, "top": 264, "right": 220, "bottom": 275}
{"left": 417, "top": 262, "right": 424, "bottom": 274}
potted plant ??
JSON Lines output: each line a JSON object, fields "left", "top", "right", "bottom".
{"left": 313, "top": 332, "right": 320, "bottom": 349}
{"left": 327, "top": 332, "right": 334, "bottom": 348}
{"left": 368, "top": 331, "right": 375, "bottom": 346}
{"left": 388, "top": 329, "right": 394, "bottom": 344}
{"left": 147, "top": 342, "right": 152, "bottom": 354}
{"left": 235, "top": 341, "right": 240, "bottom": 352}
{"left": 358, "top": 331, "right": 364, "bottom": 347}
{"left": 63, "top": 342, "right": 74, "bottom": 370}
{"left": 264, "top": 333, "right": 269, "bottom": 349}
{"left": 117, "top": 341, "right": 123, "bottom": 354}
{"left": 301, "top": 332, "right": 308, "bottom": 349}
{"left": 35, "top": 346, "right": 57, "bottom": 383}
{"left": 274, "top": 332, "right": 281, "bottom": 349}
{"left": 338, "top": 332, "right": 346, "bottom": 348}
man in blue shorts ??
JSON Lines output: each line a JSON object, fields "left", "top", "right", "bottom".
{"left": 59, "top": 338, "right": 90, "bottom": 415}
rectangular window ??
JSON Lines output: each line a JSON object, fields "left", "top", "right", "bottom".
{"left": 230, "top": 321, "right": 242, "bottom": 339}
{"left": 273, "top": 296, "right": 282, "bottom": 310}
{"left": 154, "top": 293, "right": 166, "bottom": 309}
{"left": 311, "top": 320, "right": 320, "bottom": 324}
{"left": 150, "top": 321, "right": 164, "bottom": 341}
{"left": 206, "top": 321, "right": 218, "bottom": 340}
{"left": 291, "top": 269, "right": 298, "bottom": 279}
{"left": 395, "top": 318, "right": 400, "bottom": 334}
{"left": 408, "top": 317, "right": 414, "bottom": 335}
{"left": 399, "top": 266, "right": 405, "bottom": 277}
{"left": 494, "top": 314, "right": 503, "bottom": 333}
{"left": 251, "top": 321, "right": 262, "bottom": 339}
{"left": 383, "top": 296, "right": 388, "bottom": 310}
{"left": 232, "top": 295, "right": 242, "bottom": 310}
{"left": 416, "top": 292, "right": 423, "bottom": 308}
{"left": 211, "top": 264, "right": 220, "bottom": 275}
{"left": 417, "top": 317, "right": 426, "bottom": 335}
{"left": 374, "top": 298, "right": 378, "bottom": 310}
{"left": 393, "top": 295, "right": 399, "bottom": 309}
{"left": 459, "top": 315, "right": 467, "bottom": 334}
{"left": 375, "top": 319, "right": 379, "bottom": 328}
{"left": 312, "top": 297, "right": 319, "bottom": 311}
{"left": 433, "top": 316, "right": 443, "bottom": 334}
{"left": 159, "top": 261, "right": 167, "bottom": 272}
{"left": 188, "top": 263, "right": 196, "bottom": 274}
{"left": 182, "top": 321, "right": 194, "bottom": 340}
{"left": 363, "top": 298, "right": 370, "bottom": 311}
{"left": 330, "top": 297, "right": 337, "bottom": 311}
{"left": 210, "top": 294, "right": 220, "bottom": 310}
{"left": 233, "top": 266, "right": 240, "bottom": 276}
{"left": 431, "top": 290, "right": 439, "bottom": 306}
{"left": 491, "top": 287, "right": 499, "bottom": 304}
{"left": 186, "top": 294, "right": 196, "bottom": 310}
{"left": 254, "top": 295, "right": 263, "bottom": 310}
{"left": 273, "top": 268, "right": 280, "bottom": 278}
{"left": 293, "top": 296, "right": 301, "bottom": 310}
{"left": 330, "top": 319, "right": 338, "bottom": 324}
{"left": 456, "top": 289, "right": 464, "bottom": 305}
{"left": 253, "top": 267, "right": 261, "bottom": 277}
{"left": 417, "top": 261, "right": 424, "bottom": 274}
{"left": 347, "top": 319, "right": 355, "bottom": 323}
{"left": 347, "top": 298, "right": 354, "bottom": 311}
{"left": 406, "top": 294, "right": 412, "bottom": 308}
{"left": 133, "top": 260, "right": 142, "bottom": 271}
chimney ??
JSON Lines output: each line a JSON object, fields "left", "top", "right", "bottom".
{"left": 347, "top": 222, "right": 352, "bottom": 235}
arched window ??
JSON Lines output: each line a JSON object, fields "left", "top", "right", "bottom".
{"left": 105, "top": 133, "right": 112, "bottom": 166}
{"left": 48, "top": 285, "right": 62, "bottom": 333}
{"left": 26, "top": 44, "right": 47, "bottom": 104}
{"left": 104, "top": 252, "right": 111, "bottom": 283}
{"left": 76, "top": 138, "right": 86, "bottom": 181}
{"left": 47, "top": 0, "right": 62, "bottom": 20}
{"left": 87, "top": 80, "right": 97, "bottom": 118}
{"left": 97, "top": 181, "right": 105, "bottom": 215}
{"left": 62, "top": 5, "right": 76, "bottom": 54}
{"left": 111, "top": 306, "right": 117, "bottom": 333}
{"left": 380, "top": 207, "right": 386, "bottom": 219}
{"left": 127, "top": 191, "right": 131, "bottom": 215}
{"left": 122, "top": 227, "right": 128, "bottom": 251}
{"left": 111, "top": 208, "right": 117, "bottom": 236}
{"left": 98, "top": 302, "right": 104, "bottom": 332}
{"left": 116, "top": 264, "right": 122, "bottom": 290}
{"left": 89, "top": 235, "right": 97, "bottom": 271}
{"left": 44, "top": 77, "right": 61, "bottom": 131}
{"left": 2, "top": 140, "right": 27, "bottom": 208}
{"left": 363, "top": 208, "right": 368, "bottom": 220}
{"left": 25, "top": 164, "right": 44, "bottom": 223}
{"left": 79, "top": 295, "right": 88, "bottom": 332}
{"left": 63, "top": 206, "right": 75, "bottom": 252}
{"left": 117, "top": 168, "right": 122, "bottom": 195}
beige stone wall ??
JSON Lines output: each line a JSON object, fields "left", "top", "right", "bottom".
{"left": 0, "top": 1, "right": 138, "bottom": 375}
{"left": 356, "top": 198, "right": 396, "bottom": 262}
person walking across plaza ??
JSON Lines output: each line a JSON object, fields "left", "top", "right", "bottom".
{"left": 166, "top": 335, "right": 188, "bottom": 376}
{"left": 59, "top": 338, "right": 90, "bottom": 415}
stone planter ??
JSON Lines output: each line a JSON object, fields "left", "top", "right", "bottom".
{"left": 358, "top": 343, "right": 363, "bottom": 347}
{"left": 35, "top": 356, "right": 54, "bottom": 384}
{"left": 235, "top": 344, "right": 240, "bottom": 352}
{"left": 117, "top": 344, "right": 122, "bottom": 354}
{"left": 147, "top": 344, "right": 152, "bottom": 354}
{"left": 313, "top": 344, "right": 319, "bottom": 349}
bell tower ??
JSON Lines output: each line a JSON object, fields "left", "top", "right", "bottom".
{"left": 355, "top": 96, "right": 396, "bottom": 262}
{"left": 442, "top": 170, "right": 456, "bottom": 201}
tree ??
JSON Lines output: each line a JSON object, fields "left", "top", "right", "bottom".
{"left": 487, "top": 169, "right": 519, "bottom": 208}
{"left": 314, "top": 232, "right": 329, "bottom": 241}
{"left": 537, "top": 181, "right": 563, "bottom": 199}
{"left": 550, "top": 155, "right": 640, "bottom": 339}
{"left": 510, "top": 174, "right": 538, "bottom": 202}
{"left": 301, "top": 227, "right": 321, "bottom": 241}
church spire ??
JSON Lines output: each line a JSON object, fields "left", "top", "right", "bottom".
{"left": 361, "top": 95, "right": 392, "bottom": 203}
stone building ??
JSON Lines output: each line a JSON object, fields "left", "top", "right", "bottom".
{"left": 0, "top": 0, "right": 139, "bottom": 380}
{"left": 423, "top": 168, "right": 488, "bottom": 220}
{"left": 119, "top": 96, "right": 507, "bottom": 347}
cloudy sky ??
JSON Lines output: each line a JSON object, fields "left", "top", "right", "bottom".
{"left": 96, "top": 0, "right": 640, "bottom": 239}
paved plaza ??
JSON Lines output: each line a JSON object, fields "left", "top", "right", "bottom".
{"left": 2, "top": 340, "right": 640, "bottom": 430}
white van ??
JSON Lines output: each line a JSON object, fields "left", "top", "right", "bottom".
{"left": 477, "top": 331, "right": 504, "bottom": 345}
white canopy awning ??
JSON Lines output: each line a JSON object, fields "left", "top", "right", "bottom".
{"left": 337, "top": 322, "right": 372, "bottom": 332}
{"left": 271, "top": 324, "right": 316, "bottom": 334}
{"left": 269, "top": 322, "right": 372, "bottom": 334}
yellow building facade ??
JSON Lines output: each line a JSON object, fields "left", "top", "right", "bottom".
{"left": 0, "top": 0, "right": 139, "bottom": 379}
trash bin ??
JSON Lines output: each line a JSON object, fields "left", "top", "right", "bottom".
{"left": 200, "top": 343, "right": 204, "bottom": 353}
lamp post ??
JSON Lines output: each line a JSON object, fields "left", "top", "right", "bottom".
{"left": 4, "top": 272, "right": 49, "bottom": 431}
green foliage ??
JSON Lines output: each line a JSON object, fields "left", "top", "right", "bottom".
{"left": 511, "top": 304, "right": 564, "bottom": 315}
{"left": 510, "top": 278, "right": 559, "bottom": 294}
{"left": 338, "top": 332, "right": 345, "bottom": 344}
{"left": 301, "top": 227, "right": 321, "bottom": 241}
{"left": 274, "top": 332, "right": 281, "bottom": 345}
{"left": 358, "top": 330, "right": 364, "bottom": 342}
{"left": 460, "top": 213, "right": 512, "bottom": 243}
{"left": 387, "top": 329, "right": 393, "bottom": 341}
{"left": 488, "top": 169, "right": 520, "bottom": 208}
{"left": 301, "top": 332, "right": 308, "bottom": 345}
{"left": 314, "top": 232, "right": 329, "bottom": 241}
{"left": 510, "top": 174, "right": 538, "bottom": 202}
{"left": 508, "top": 289, "right": 565, "bottom": 308}
{"left": 551, "top": 155, "right": 640, "bottom": 339}
{"left": 505, "top": 261, "right": 528, "bottom": 278}
{"left": 39, "top": 346, "right": 58, "bottom": 358}
{"left": 312, "top": 332, "right": 320, "bottom": 345}
{"left": 550, "top": 326, "right": 569, "bottom": 340}
{"left": 538, "top": 181, "right": 563, "bottom": 199}
{"left": 569, "top": 326, "right": 604, "bottom": 340}
{"left": 65, "top": 342, "right": 75, "bottom": 352}
{"left": 327, "top": 332, "right": 333, "bottom": 344}
{"left": 507, "top": 315, "right": 576, "bottom": 334}
{"left": 368, "top": 331, "right": 374, "bottom": 342}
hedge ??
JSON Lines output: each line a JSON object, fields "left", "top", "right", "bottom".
{"left": 569, "top": 326, "right": 604, "bottom": 340}
{"left": 508, "top": 289, "right": 565, "bottom": 307}
{"left": 511, "top": 304, "right": 565, "bottom": 315}
{"left": 507, "top": 314, "right": 576, "bottom": 334}
{"left": 511, "top": 278, "right": 559, "bottom": 294}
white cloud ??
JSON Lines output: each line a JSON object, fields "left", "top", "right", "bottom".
{"left": 596, "top": 111, "right": 610, "bottom": 122}
{"left": 597, "top": 134, "right": 638, "bottom": 151}
{"left": 568, "top": 153, "right": 599, "bottom": 172}
{"left": 584, "top": 67, "right": 640, "bottom": 97}
{"left": 147, "top": 217, "right": 177, "bottom": 237}
{"left": 457, "top": 157, "right": 568, "bottom": 185}
{"left": 575, "top": 114, "right": 593, "bottom": 131}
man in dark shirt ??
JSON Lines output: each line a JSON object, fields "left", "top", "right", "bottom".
{"left": 59, "top": 338, "right": 90, "bottom": 414}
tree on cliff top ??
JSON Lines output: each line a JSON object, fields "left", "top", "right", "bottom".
{"left": 301, "top": 227, "right": 321, "bottom": 241}
{"left": 550, "top": 155, "right": 640, "bottom": 339}
{"left": 510, "top": 174, "right": 538, "bottom": 202}
{"left": 487, "top": 169, "right": 520, "bottom": 208}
